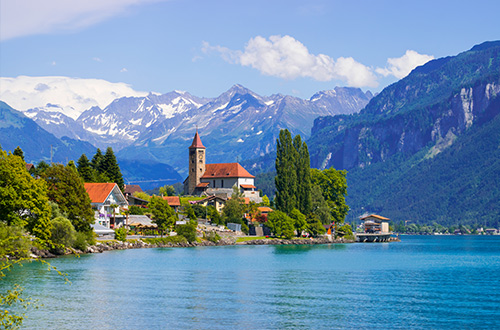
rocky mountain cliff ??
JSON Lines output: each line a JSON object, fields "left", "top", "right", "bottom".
{"left": 307, "top": 40, "right": 500, "bottom": 225}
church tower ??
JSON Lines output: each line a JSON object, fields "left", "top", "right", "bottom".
{"left": 187, "top": 130, "right": 206, "bottom": 195}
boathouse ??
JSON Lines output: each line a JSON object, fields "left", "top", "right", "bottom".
{"left": 357, "top": 214, "right": 392, "bottom": 242}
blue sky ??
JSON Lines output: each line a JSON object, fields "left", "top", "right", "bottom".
{"left": 1, "top": 0, "right": 499, "bottom": 102}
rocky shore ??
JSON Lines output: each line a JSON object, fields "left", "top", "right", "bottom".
{"left": 30, "top": 236, "right": 357, "bottom": 258}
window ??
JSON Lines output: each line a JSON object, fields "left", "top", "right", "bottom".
{"left": 221, "top": 180, "right": 224, "bottom": 188}
{"left": 213, "top": 180, "right": 216, "bottom": 187}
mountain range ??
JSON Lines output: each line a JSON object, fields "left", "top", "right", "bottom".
{"left": 0, "top": 85, "right": 372, "bottom": 185}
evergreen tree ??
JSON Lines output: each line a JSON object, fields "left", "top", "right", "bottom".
{"left": 13, "top": 146, "right": 24, "bottom": 162}
{"left": 41, "top": 164, "right": 94, "bottom": 232}
{"left": 293, "top": 135, "right": 312, "bottom": 215}
{"left": 275, "top": 129, "right": 297, "bottom": 214}
{"left": 77, "top": 154, "right": 93, "bottom": 182}
{"left": 34, "top": 161, "right": 50, "bottom": 176}
{"left": 91, "top": 148, "right": 104, "bottom": 172}
{"left": 102, "top": 147, "right": 124, "bottom": 190}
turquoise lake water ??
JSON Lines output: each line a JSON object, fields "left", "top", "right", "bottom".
{"left": 3, "top": 235, "right": 500, "bottom": 329}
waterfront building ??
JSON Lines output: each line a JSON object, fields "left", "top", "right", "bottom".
{"left": 84, "top": 182, "right": 128, "bottom": 229}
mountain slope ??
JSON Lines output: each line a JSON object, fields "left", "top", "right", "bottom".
{"left": 0, "top": 101, "right": 96, "bottom": 163}
{"left": 307, "top": 40, "right": 500, "bottom": 225}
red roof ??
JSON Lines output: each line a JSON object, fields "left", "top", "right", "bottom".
{"left": 25, "top": 163, "right": 34, "bottom": 171}
{"left": 196, "top": 182, "right": 210, "bottom": 188}
{"left": 258, "top": 206, "right": 273, "bottom": 213}
{"left": 84, "top": 183, "right": 118, "bottom": 203}
{"left": 240, "top": 184, "right": 256, "bottom": 189}
{"left": 202, "top": 163, "right": 254, "bottom": 179}
{"left": 162, "top": 196, "right": 181, "bottom": 206}
{"left": 189, "top": 130, "right": 205, "bottom": 149}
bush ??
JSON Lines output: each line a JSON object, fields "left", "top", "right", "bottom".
{"left": 73, "top": 232, "right": 89, "bottom": 251}
{"left": 204, "top": 231, "right": 221, "bottom": 243}
{"left": 175, "top": 221, "right": 197, "bottom": 242}
{"left": 114, "top": 227, "right": 128, "bottom": 242}
{"left": 50, "top": 216, "right": 76, "bottom": 250}
{"left": 0, "top": 223, "right": 31, "bottom": 259}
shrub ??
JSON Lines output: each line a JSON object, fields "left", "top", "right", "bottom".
{"left": 114, "top": 227, "right": 128, "bottom": 242}
{"left": 50, "top": 216, "right": 76, "bottom": 250}
{"left": 175, "top": 221, "right": 197, "bottom": 242}
{"left": 73, "top": 232, "right": 89, "bottom": 251}
{"left": 204, "top": 231, "right": 221, "bottom": 243}
{"left": 0, "top": 223, "right": 31, "bottom": 259}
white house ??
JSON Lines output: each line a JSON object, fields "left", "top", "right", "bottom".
{"left": 84, "top": 183, "right": 128, "bottom": 229}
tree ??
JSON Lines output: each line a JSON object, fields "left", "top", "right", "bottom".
{"left": 149, "top": 196, "right": 177, "bottom": 236}
{"left": 49, "top": 216, "right": 76, "bottom": 250}
{"left": 77, "top": 154, "right": 93, "bottom": 182}
{"left": 311, "top": 168, "right": 349, "bottom": 224}
{"left": 305, "top": 213, "right": 326, "bottom": 237}
{"left": 184, "top": 205, "right": 197, "bottom": 221}
{"left": 41, "top": 163, "right": 94, "bottom": 233}
{"left": 266, "top": 210, "right": 294, "bottom": 239}
{"left": 13, "top": 146, "right": 24, "bottom": 162}
{"left": 91, "top": 148, "right": 104, "bottom": 172}
{"left": 207, "top": 205, "right": 222, "bottom": 225}
{"left": 261, "top": 195, "right": 270, "bottom": 207}
{"left": 34, "top": 161, "right": 50, "bottom": 177}
{"left": 310, "top": 185, "right": 331, "bottom": 224}
{"left": 222, "top": 187, "right": 245, "bottom": 225}
{"left": 159, "top": 185, "right": 176, "bottom": 196}
{"left": 275, "top": 129, "right": 297, "bottom": 214}
{"left": 0, "top": 150, "right": 52, "bottom": 241}
{"left": 293, "top": 135, "right": 312, "bottom": 215}
{"left": 289, "top": 208, "right": 307, "bottom": 237}
{"left": 176, "top": 221, "right": 197, "bottom": 242}
{"left": 101, "top": 147, "right": 124, "bottom": 190}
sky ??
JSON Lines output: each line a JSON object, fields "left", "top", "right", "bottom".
{"left": 1, "top": 0, "right": 499, "bottom": 111}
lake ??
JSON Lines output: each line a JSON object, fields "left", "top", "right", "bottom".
{"left": 3, "top": 235, "right": 500, "bottom": 329}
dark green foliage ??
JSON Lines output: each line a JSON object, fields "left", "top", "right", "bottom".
{"left": 149, "top": 196, "right": 177, "bottom": 236}
{"left": 127, "top": 205, "right": 145, "bottom": 215}
{"left": 294, "top": 135, "right": 312, "bottom": 215}
{"left": 310, "top": 185, "right": 331, "bottom": 224}
{"left": 289, "top": 208, "right": 307, "bottom": 237}
{"left": 255, "top": 171, "right": 276, "bottom": 199}
{"left": 49, "top": 216, "right": 76, "bottom": 249}
{"left": 101, "top": 147, "right": 124, "bottom": 190}
{"left": 13, "top": 146, "right": 24, "bottom": 161}
{"left": 347, "top": 107, "right": 500, "bottom": 227}
{"left": 192, "top": 204, "right": 206, "bottom": 218}
{"left": 91, "top": 148, "right": 104, "bottom": 172}
{"left": 305, "top": 213, "right": 326, "bottom": 237}
{"left": 222, "top": 188, "right": 245, "bottom": 225}
{"left": 336, "top": 223, "right": 354, "bottom": 240}
{"left": 184, "top": 205, "right": 197, "bottom": 221}
{"left": 114, "top": 227, "right": 128, "bottom": 242}
{"left": 34, "top": 161, "right": 50, "bottom": 176}
{"left": 41, "top": 163, "right": 94, "bottom": 232}
{"left": 311, "top": 168, "right": 349, "bottom": 224}
{"left": 77, "top": 154, "right": 93, "bottom": 182}
{"left": 159, "top": 185, "right": 176, "bottom": 196}
{"left": 175, "top": 221, "right": 197, "bottom": 242}
{"left": 73, "top": 231, "right": 90, "bottom": 251}
{"left": 266, "top": 210, "right": 294, "bottom": 239}
{"left": 275, "top": 129, "right": 297, "bottom": 213}
{"left": 207, "top": 206, "right": 222, "bottom": 225}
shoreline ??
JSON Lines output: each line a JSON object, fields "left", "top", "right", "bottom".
{"left": 31, "top": 236, "right": 368, "bottom": 258}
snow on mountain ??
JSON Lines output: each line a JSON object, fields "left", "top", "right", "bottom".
{"left": 0, "top": 76, "right": 148, "bottom": 119}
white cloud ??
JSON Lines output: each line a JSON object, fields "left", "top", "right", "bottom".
{"left": 0, "top": 0, "right": 168, "bottom": 41}
{"left": 0, "top": 76, "right": 148, "bottom": 119}
{"left": 93, "top": 57, "right": 103, "bottom": 62}
{"left": 376, "top": 50, "right": 434, "bottom": 79}
{"left": 203, "top": 35, "right": 378, "bottom": 88}
{"left": 120, "top": 68, "right": 128, "bottom": 72}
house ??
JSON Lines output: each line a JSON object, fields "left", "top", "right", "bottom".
{"left": 84, "top": 182, "right": 128, "bottom": 229}
{"left": 124, "top": 184, "right": 143, "bottom": 198}
{"left": 183, "top": 131, "right": 262, "bottom": 203}
{"left": 162, "top": 196, "right": 181, "bottom": 212}
{"left": 192, "top": 195, "right": 227, "bottom": 213}
{"left": 360, "top": 214, "right": 391, "bottom": 233}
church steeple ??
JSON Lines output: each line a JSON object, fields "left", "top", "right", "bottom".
{"left": 186, "top": 130, "right": 206, "bottom": 195}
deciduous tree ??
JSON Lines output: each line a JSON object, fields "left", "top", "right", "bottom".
{"left": 149, "top": 196, "right": 177, "bottom": 236}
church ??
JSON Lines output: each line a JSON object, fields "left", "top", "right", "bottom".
{"left": 183, "top": 131, "right": 261, "bottom": 202}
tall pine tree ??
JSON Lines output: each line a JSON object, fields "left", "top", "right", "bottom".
{"left": 13, "top": 146, "right": 24, "bottom": 162}
{"left": 275, "top": 129, "right": 298, "bottom": 214}
{"left": 91, "top": 148, "right": 104, "bottom": 172}
{"left": 102, "top": 147, "right": 124, "bottom": 190}
{"left": 293, "top": 135, "right": 312, "bottom": 215}
{"left": 77, "top": 154, "right": 93, "bottom": 182}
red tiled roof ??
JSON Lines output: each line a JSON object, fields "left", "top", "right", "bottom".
{"left": 202, "top": 163, "right": 254, "bottom": 179}
{"left": 189, "top": 131, "right": 205, "bottom": 149}
{"left": 258, "top": 206, "right": 273, "bottom": 213}
{"left": 162, "top": 196, "right": 181, "bottom": 206}
{"left": 84, "top": 183, "right": 117, "bottom": 203}
{"left": 360, "top": 214, "right": 390, "bottom": 221}
{"left": 240, "top": 184, "right": 256, "bottom": 189}
{"left": 124, "top": 184, "right": 143, "bottom": 195}
{"left": 25, "top": 163, "right": 34, "bottom": 171}
{"left": 196, "top": 182, "right": 210, "bottom": 188}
